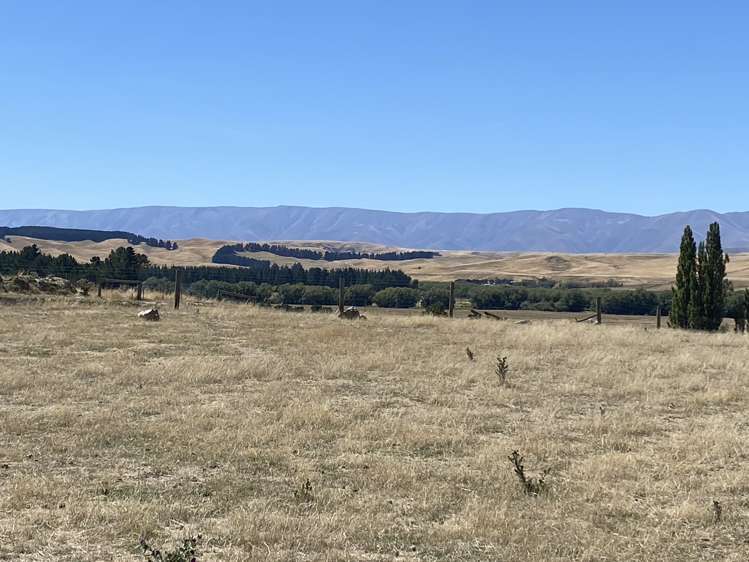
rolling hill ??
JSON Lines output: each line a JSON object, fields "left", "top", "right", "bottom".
{"left": 4, "top": 234, "right": 749, "bottom": 289}
{"left": 2, "top": 206, "right": 749, "bottom": 253}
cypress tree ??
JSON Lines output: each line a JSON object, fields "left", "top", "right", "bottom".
{"left": 703, "top": 222, "right": 727, "bottom": 331}
{"left": 688, "top": 241, "right": 708, "bottom": 329}
{"left": 670, "top": 226, "right": 697, "bottom": 328}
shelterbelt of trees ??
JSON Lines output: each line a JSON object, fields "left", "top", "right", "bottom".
{"left": 181, "top": 279, "right": 748, "bottom": 321}
{"left": 182, "top": 279, "right": 671, "bottom": 315}
{"left": 0, "top": 244, "right": 415, "bottom": 290}
{"left": 213, "top": 242, "right": 439, "bottom": 264}
{"left": 0, "top": 225, "right": 179, "bottom": 250}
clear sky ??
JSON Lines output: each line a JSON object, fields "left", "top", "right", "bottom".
{"left": 1, "top": 1, "right": 747, "bottom": 215}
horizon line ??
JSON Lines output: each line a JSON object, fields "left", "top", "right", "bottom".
{"left": 0, "top": 204, "right": 744, "bottom": 219}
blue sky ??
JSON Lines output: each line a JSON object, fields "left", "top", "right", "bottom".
{"left": 1, "top": 1, "right": 747, "bottom": 215}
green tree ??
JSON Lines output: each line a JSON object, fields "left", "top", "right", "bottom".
{"left": 373, "top": 287, "right": 418, "bottom": 308}
{"left": 685, "top": 222, "right": 727, "bottom": 331}
{"left": 702, "top": 222, "right": 727, "bottom": 331}
{"left": 345, "top": 284, "right": 375, "bottom": 306}
{"left": 278, "top": 284, "right": 305, "bottom": 304}
{"left": 606, "top": 289, "right": 660, "bottom": 315}
{"left": 103, "top": 247, "right": 150, "bottom": 280}
{"left": 18, "top": 244, "right": 43, "bottom": 264}
{"left": 301, "top": 285, "right": 337, "bottom": 305}
{"left": 725, "top": 288, "right": 748, "bottom": 332}
{"left": 688, "top": 241, "right": 708, "bottom": 329}
{"left": 142, "top": 276, "right": 174, "bottom": 294}
{"left": 670, "top": 226, "right": 696, "bottom": 329}
{"left": 557, "top": 290, "right": 589, "bottom": 312}
{"left": 419, "top": 288, "right": 450, "bottom": 310}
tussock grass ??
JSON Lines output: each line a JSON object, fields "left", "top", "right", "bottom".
{"left": 0, "top": 297, "right": 748, "bottom": 560}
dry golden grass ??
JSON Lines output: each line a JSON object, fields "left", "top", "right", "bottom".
{"left": 5, "top": 235, "right": 749, "bottom": 288}
{"left": 238, "top": 246, "right": 749, "bottom": 289}
{"left": 1, "top": 295, "right": 748, "bottom": 560}
{"left": 0, "top": 236, "right": 225, "bottom": 268}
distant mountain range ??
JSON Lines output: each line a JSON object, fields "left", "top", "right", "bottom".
{"left": 1, "top": 206, "right": 748, "bottom": 253}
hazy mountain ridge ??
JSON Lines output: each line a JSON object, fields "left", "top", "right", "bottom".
{"left": 1, "top": 206, "right": 748, "bottom": 253}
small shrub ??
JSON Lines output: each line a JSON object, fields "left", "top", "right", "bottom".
{"left": 713, "top": 500, "right": 722, "bottom": 524}
{"left": 423, "top": 302, "right": 447, "bottom": 316}
{"left": 508, "top": 450, "right": 547, "bottom": 496}
{"left": 466, "top": 347, "right": 474, "bottom": 361}
{"left": 139, "top": 535, "right": 201, "bottom": 562}
{"left": 293, "top": 479, "right": 314, "bottom": 503}
{"left": 76, "top": 279, "right": 93, "bottom": 296}
{"left": 495, "top": 355, "right": 509, "bottom": 384}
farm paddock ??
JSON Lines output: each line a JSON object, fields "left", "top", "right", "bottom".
{"left": 0, "top": 296, "right": 748, "bottom": 560}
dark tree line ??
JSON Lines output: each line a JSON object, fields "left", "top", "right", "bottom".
{"left": 182, "top": 278, "right": 674, "bottom": 315}
{"left": 0, "top": 226, "right": 178, "bottom": 250}
{"left": 0, "top": 244, "right": 415, "bottom": 290}
{"left": 148, "top": 261, "right": 414, "bottom": 289}
{"left": 185, "top": 280, "right": 381, "bottom": 307}
{"left": 464, "top": 284, "right": 667, "bottom": 315}
{"left": 0, "top": 244, "right": 149, "bottom": 281}
{"left": 215, "top": 242, "right": 438, "bottom": 263}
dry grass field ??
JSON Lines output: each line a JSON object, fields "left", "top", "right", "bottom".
{"left": 1, "top": 295, "right": 748, "bottom": 560}
{"left": 0, "top": 236, "right": 224, "bottom": 268}
{"left": 5, "top": 235, "right": 749, "bottom": 288}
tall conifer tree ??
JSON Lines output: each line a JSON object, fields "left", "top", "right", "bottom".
{"left": 670, "top": 226, "right": 696, "bottom": 329}
{"left": 688, "top": 241, "right": 707, "bottom": 329}
{"left": 702, "top": 222, "right": 727, "bottom": 331}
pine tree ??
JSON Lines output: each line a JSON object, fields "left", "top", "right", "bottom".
{"left": 670, "top": 226, "right": 697, "bottom": 329}
{"left": 702, "top": 222, "right": 727, "bottom": 331}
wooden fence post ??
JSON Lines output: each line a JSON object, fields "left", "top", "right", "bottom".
{"left": 596, "top": 297, "right": 602, "bottom": 324}
{"left": 97, "top": 280, "right": 102, "bottom": 298}
{"left": 338, "top": 277, "right": 344, "bottom": 316}
{"left": 174, "top": 270, "right": 182, "bottom": 310}
{"left": 136, "top": 283, "right": 143, "bottom": 301}
{"left": 656, "top": 305, "right": 661, "bottom": 329}
{"left": 448, "top": 281, "right": 455, "bottom": 318}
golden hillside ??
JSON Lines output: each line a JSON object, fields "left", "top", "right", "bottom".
{"left": 3, "top": 235, "right": 749, "bottom": 288}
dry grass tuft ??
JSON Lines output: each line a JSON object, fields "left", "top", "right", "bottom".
{"left": 0, "top": 296, "right": 748, "bottom": 560}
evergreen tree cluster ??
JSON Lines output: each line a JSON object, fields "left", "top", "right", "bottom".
{"left": 0, "top": 244, "right": 415, "bottom": 291}
{"left": 670, "top": 222, "right": 729, "bottom": 331}
{"left": 98, "top": 247, "right": 151, "bottom": 279}
{"left": 184, "top": 256, "right": 413, "bottom": 289}
{"left": 0, "top": 244, "right": 150, "bottom": 281}
{"left": 215, "top": 242, "right": 438, "bottom": 263}
{"left": 0, "top": 226, "right": 178, "bottom": 250}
